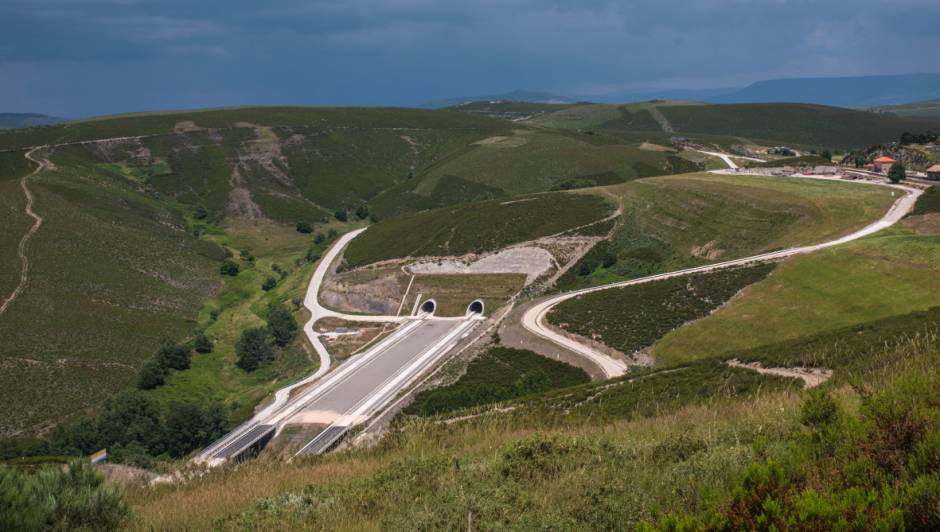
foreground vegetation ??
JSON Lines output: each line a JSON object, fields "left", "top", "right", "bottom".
{"left": 1, "top": 459, "right": 130, "bottom": 530}
{"left": 123, "top": 328, "right": 939, "bottom": 530}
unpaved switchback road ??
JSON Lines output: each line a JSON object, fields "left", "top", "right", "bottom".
{"left": 522, "top": 178, "right": 923, "bottom": 379}
{"left": 0, "top": 148, "right": 47, "bottom": 317}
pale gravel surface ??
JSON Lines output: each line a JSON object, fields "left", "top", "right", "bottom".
{"left": 406, "top": 246, "right": 555, "bottom": 283}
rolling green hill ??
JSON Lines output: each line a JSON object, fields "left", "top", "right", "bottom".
{"left": 658, "top": 103, "right": 940, "bottom": 149}
{"left": 559, "top": 173, "right": 894, "bottom": 290}
{"left": 528, "top": 101, "right": 940, "bottom": 149}
{"left": 0, "top": 106, "right": 711, "bottom": 436}
{"left": 345, "top": 192, "right": 616, "bottom": 268}
{"left": 652, "top": 229, "right": 940, "bottom": 367}
{"left": 869, "top": 99, "right": 940, "bottom": 120}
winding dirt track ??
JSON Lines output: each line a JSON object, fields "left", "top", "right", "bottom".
{"left": 521, "top": 176, "right": 924, "bottom": 379}
{"left": 0, "top": 148, "right": 47, "bottom": 317}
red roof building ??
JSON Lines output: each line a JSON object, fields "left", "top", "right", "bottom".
{"left": 872, "top": 155, "right": 897, "bottom": 173}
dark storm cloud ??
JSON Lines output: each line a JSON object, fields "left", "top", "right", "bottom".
{"left": 1, "top": 0, "right": 938, "bottom": 116}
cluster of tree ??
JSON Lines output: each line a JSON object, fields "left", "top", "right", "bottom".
{"left": 900, "top": 131, "right": 938, "bottom": 145}
{"left": 0, "top": 459, "right": 130, "bottom": 530}
{"left": 578, "top": 251, "right": 617, "bottom": 276}
{"left": 138, "top": 341, "right": 192, "bottom": 390}
{"left": 333, "top": 203, "right": 372, "bottom": 223}
{"left": 236, "top": 303, "right": 298, "bottom": 372}
{"left": 295, "top": 221, "right": 313, "bottom": 234}
{"left": 306, "top": 229, "right": 339, "bottom": 263}
{"left": 1, "top": 391, "right": 228, "bottom": 467}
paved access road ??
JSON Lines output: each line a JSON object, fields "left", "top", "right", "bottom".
{"left": 522, "top": 176, "right": 923, "bottom": 379}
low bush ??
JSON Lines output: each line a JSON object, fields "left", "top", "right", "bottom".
{"left": 219, "top": 260, "right": 240, "bottom": 276}
{"left": 405, "top": 347, "right": 589, "bottom": 417}
{"left": 550, "top": 264, "right": 775, "bottom": 355}
{"left": 0, "top": 459, "right": 131, "bottom": 530}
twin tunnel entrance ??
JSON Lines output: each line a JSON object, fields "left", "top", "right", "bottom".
{"left": 416, "top": 299, "right": 484, "bottom": 317}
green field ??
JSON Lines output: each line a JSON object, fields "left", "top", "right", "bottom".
{"left": 653, "top": 230, "right": 940, "bottom": 367}
{"left": 404, "top": 347, "right": 590, "bottom": 416}
{"left": 549, "top": 264, "right": 775, "bottom": 356}
{"left": 559, "top": 172, "right": 894, "bottom": 289}
{"left": 344, "top": 192, "right": 616, "bottom": 268}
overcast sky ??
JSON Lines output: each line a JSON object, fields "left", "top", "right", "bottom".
{"left": 2, "top": 0, "right": 939, "bottom": 117}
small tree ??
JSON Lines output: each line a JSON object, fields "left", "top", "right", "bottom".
{"left": 355, "top": 203, "right": 370, "bottom": 220}
{"left": 194, "top": 332, "right": 213, "bottom": 354}
{"left": 219, "top": 260, "right": 239, "bottom": 276}
{"left": 137, "top": 359, "right": 167, "bottom": 390}
{"left": 267, "top": 303, "right": 299, "bottom": 347}
{"left": 314, "top": 232, "right": 326, "bottom": 245}
{"left": 236, "top": 327, "right": 274, "bottom": 371}
{"left": 888, "top": 162, "right": 907, "bottom": 183}
{"left": 156, "top": 342, "right": 191, "bottom": 371}
{"left": 262, "top": 277, "right": 277, "bottom": 291}
{"left": 820, "top": 150, "right": 832, "bottom": 161}
{"left": 334, "top": 209, "right": 348, "bottom": 222}
{"left": 295, "top": 221, "right": 312, "bottom": 234}
{"left": 193, "top": 206, "right": 208, "bottom": 220}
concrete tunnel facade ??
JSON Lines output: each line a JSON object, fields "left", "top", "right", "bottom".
{"left": 467, "top": 299, "right": 484, "bottom": 315}
{"left": 419, "top": 299, "right": 436, "bottom": 314}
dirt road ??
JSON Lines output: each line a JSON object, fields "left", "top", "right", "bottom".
{"left": 521, "top": 178, "right": 923, "bottom": 379}
{"left": 0, "top": 148, "right": 47, "bottom": 317}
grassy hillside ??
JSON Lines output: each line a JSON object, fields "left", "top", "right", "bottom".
{"left": 0, "top": 150, "right": 222, "bottom": 437}
{"left": 549, "top": 264, "right": 775, "bottom": 357}
{"left": 529, "top": 101, "right": 940, "bottom": 149}
{"left": 371, "top": 128, "right": 704, "bottom": 218}
{"left": 120, "top": 283, "right": 940, "bottom": 530}
{"left": 560, "top": 173, "right": 893, "bottom": 290}
{"left": 653, "top": 229, "right": 940, "bottom": 367}
{"left": 344, "top": 192, "right": 615, "bottom": 267}
{"left": 405, "top": 347, "right": 590, "bottom": 416}
{"left": 0, "top": 150, "right": 37, "bottom": 298}
{"left": 0, "top": 106, "right": 507, "bottom": 151}
{"left": 870, "top": 99, "right": 940, "bottom": 119}
{"left": 659, "top": 103, "right": 940, "bottom": 149}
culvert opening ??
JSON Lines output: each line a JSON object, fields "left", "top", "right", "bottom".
{"left": 467, "top": 299, "right": 484, "bottom": 316}
{"left": 419, "top": 299, "right": 436, "bottom": 315}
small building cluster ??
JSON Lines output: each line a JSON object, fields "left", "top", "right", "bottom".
{"left": 866, "top": 155, "right": 897, "bottom": 174}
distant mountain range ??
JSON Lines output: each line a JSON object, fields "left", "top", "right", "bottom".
{"left": 0, "top": 113, "right": 65, "bottom": 128}
{"left": 707, "top": 74, "right": 940, "bottom": 107}
{"left": 428, "top": 74, "right": 940, "bottom": 110}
